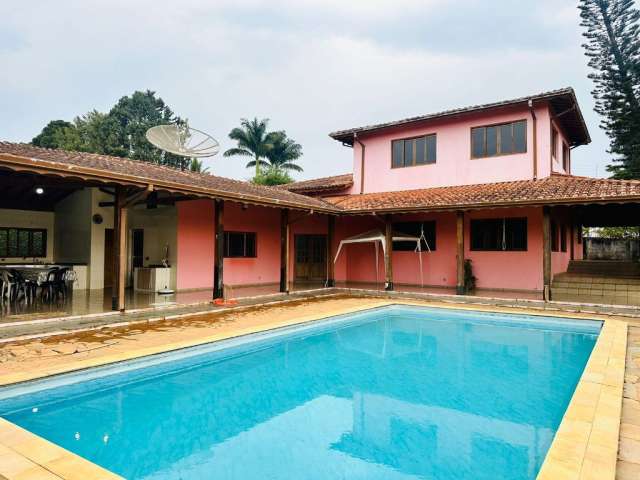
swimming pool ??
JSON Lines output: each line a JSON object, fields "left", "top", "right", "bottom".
{"left": 0, "top": 305, "right": 600, "bottom": 480}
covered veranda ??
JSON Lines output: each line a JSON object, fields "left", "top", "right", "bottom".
{"left": 0, "top": 143, "right": 336, "bottom": 323}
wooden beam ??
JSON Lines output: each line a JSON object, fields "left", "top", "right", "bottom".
{"left": 542, "top": 206, "right": 552, "bottom": 301}
{"left": 326, "top": 215, "right": 335, "bottom": 287}
{"left": 456, "top": 210, "right": 465, "bottom": 295}
{"left": 384, "top": 214, "right": 394, "bottom": 291}
{"left": 280, "top": 209, "right": 290, "bottom": 293}
{"left": 111, "top": 187, "right": 128, "bottom": 311}
{"left": 213, "top": 199, "right": 225, "bottom": 299}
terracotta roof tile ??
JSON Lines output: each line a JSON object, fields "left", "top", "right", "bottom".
{"left": 277, "top": 174, "right": 353, "bottom": 193}
{"left": 325, "top": 175, "right": 640, "bottom": 212}
{"left": 330, "top": 87, "right": 590, "bottom": 147}
{"left": 0, "top": 142, "right": 336, "bottom": 212}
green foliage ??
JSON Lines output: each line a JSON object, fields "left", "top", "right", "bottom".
{"left": 189, "top": 158, "right": 210, "bottom": 174}
{"left": 463, "top": 259, "right": 476, "bottom": 293}
{"left": 32, "top": 120, "right": 79, "bottom": 149}
{"left": 31, "top": 90, "right": 191, "bottom": 169}
{"left": 224, "top": 118, "right": 272, "bottom": 177}
{"left": 264, "top": 131, "right": 303, "bottom": 172}
{"left": 588, "top": 226, "right": 640, "bottom": 238}
{"left": 224, "top": 118, "right": 303, "bottom": 177}
{"left": 252, "top": 168, "right": 293, "bottom": 186}
{"left": 579, "top": 0, "right": 640, "bottom": 179}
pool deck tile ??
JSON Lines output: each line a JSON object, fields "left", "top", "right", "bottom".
{"left": 0, "top": 419, "right": 122, "bottom": 480}
{"left": 0, "top": 296, "right": 635, "bottom": 480}
{"left": 537, "top": 319, "right": 627, "bottom": 480}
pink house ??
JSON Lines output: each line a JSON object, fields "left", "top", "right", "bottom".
{"left": 2, "top": 87, "right": 640, "bottom": 311}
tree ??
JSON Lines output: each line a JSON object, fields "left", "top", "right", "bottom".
{"left": 32, "top": 120, "right": 80, "bottom": 149}
{"left": 107, "top": 90, "right": 188, "bottom": 169}
{"left": 223, "top": 118, "right": 273, "bottom": 177}
{"left": 579, "top": 0, "right": 640, "bottom": 179}
{"left": 262, "top": 131, "right": 303, "bottom": 173}
{"left": 31, "top": 90, "right": 191, "bottom": 169}
{"left": 252, "top": 168, "right": 293, "bottom": 186}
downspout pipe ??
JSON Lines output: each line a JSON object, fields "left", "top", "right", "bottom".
{"left": 353, "top": 133, "right": 365, "bottom": 194}
{"left": 528, "top": 99, "right": 538, "bottom": 180}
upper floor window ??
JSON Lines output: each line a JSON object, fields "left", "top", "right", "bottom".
{"left": 562, "top": 143, "right": 570, "bottom": 172}
{"left": 471, "top": 120, "right": 527, "bottom": 159}
{"left": 392, "top": 134, "right": 436, "bottom": 168}
{"left": 392, "top": 221, "right": 436, "bottom": 251}
{"left": 0, "top": 228, "right": 47, "bottom": 258}
{"left": 551, "top": 126, "right": 558, "bottom": 160}
{"left": 470, "top": 218, "right": 527, "bottom": 251}
{"left": 224, "top": 231, "right": 256, "bottom": 258}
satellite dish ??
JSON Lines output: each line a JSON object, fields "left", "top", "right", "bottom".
{"left": 145, "top": 124, "right": 220, "bottom": 158}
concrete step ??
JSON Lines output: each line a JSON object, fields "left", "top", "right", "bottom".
{"left": 551, "top": 291, "right": 640, "bottom": 306}
{"left": 567, "top": 260, "right": 640, "bottom": 277}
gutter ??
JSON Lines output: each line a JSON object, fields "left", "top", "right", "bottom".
{"left": 353, "top": 133, "right": 365, "bottom": 194}
{"left": 528, "top": 99, "right": 538, "bottom": 180}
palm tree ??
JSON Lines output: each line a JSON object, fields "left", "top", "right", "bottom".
{"left": 263, "top": 131, "right": 303, "bottom": 173}
{"left": 223, "top": 118, "right": 272, "bottom": 177}
{"left": 189, "top": 158, "right": 210, "bottom": 174}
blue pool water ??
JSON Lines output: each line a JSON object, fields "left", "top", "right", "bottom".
{"left": 0, "top": 306, "right": 599, "bottom": 480}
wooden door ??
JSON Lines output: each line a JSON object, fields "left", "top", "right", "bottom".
{"left": 104, "top": 229, "right": 114, "bottom": 288}
{"left": 295, "top": 235, "right": 327, "bottom": 281}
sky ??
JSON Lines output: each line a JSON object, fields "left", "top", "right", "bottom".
{"left": 0, "top": 0, "right": 626, "bottom": 181}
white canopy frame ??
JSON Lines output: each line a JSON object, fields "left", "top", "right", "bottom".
{"left": 333, "top": 228, "right": 431, "bottom": 287}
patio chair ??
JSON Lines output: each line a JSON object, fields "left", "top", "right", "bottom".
{"left": 54, "top": 267, "right": 70, "bottom": 298}
{"left": 0, "top": 270, "right": 12, "bottom": 303}
{"left": 7, "top": 269, "right": 30, "bottom": 303}
{"left": 40, "top": 267, "right": 59, "bottom": 302}
{"left": 9, "top": 269, "right": 37, "bottom": 303}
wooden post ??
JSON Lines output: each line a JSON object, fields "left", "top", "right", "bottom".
{"left": 111, "top": 187, "right": 127, "bottom": 311}
{"left": 570, "top": 223, "right": 575, "bottom": 261}
{"left": 213, "top": 199, "right": 224, "bottom": 299}
{"left": 456, "top": 210, "right": 465, "bottom": 295}
{"left": 326, "top": 215, "right": 335, "bottom": 287}
{"left": 280, "top": 209, "right": 290, "bottom": 293}
{"left": 384, "top": 214, "right": 394, "bottom": 291}
{"left": 542, "top": 206, "right": 552, "bottom": 301}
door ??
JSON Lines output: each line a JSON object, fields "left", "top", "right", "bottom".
{"left": 295, "top": 235, "right": 327, "bottom": 281}
{"left": 104, "top": 229, "right": 114, "bottom": 288}
{"left": 132, "top": 229, "right": 144, "bottom": 268}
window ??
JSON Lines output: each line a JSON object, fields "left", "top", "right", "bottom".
{"left": 0, "top": 228, "right": 47, "bottom": 258}
{"left": 392, "top": 221, "right": 436, "bottom": 251}
{"left": 392, "top": 134, "right": 436, "bottom": 168}
{"left": 562, "top": 143, "right": 570, "bottom": 172}
{"left": 224, "top": 231, "right": 256, "bottom": 258}
{"left": 551, "top": 221, "right": 559, "bottom": 252}
{"left": 551, "top": 126, "right": 558, "bottom": 159}
{"left": 470, "top": 218, "right": 527, "bottom": 251}
{"left": 560, "top": 224, "right": 567, "bottom": 252}
{"left": 471, "top": 120, "right": 526, "bottom": 158}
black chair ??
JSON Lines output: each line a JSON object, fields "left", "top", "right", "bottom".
{"left": 8, "top": 270, "right": 31, "bottom": 303}
{"left": 54, "top": 267, "right": 70, "bottom": 299}
{"left": 40, "top": 267, "right": 59, "bottom": 302}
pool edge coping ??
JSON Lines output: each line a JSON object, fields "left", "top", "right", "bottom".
{"left": 0, "top": 298, "right": 628, "bottom": 480}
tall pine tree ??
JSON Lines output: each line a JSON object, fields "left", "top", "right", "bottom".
{"left": 579, "top": 0, "right": 640, "bottom": 179}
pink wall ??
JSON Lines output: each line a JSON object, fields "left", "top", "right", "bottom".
{"left": 177, "top": 200, "right": 215, "bottom": 290}
{"left": 351, "top": 103, "right": 567, "bottom": 194}
{"left": 177, "top": 200, "right": 580, "bottom": 293}
{"left": 223, "top": 203, "right": 281, "bottom": 286}
{"left": 177, "top": 200, "right": 281, "bottom": 289}
{"left": 465, "top": 208, "right": 543, "bottom": 291}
